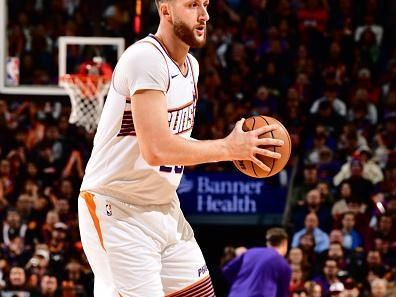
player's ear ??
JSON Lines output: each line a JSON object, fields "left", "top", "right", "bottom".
{"left": 159, "top": 2, "right": 172, "bottom": 21}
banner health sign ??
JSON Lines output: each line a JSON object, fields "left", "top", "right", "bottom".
{"left": 177, "top": 173, "right": 287, "bottom": 225}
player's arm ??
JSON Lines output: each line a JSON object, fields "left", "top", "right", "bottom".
{"left": 123, "top": 43, "right": 282, "bottom": 171}
{"left": 131, "top": 89, "right": 283, "bottom": 171}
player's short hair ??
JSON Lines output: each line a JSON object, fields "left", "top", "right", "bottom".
{"left": 266, "top": 228, "right": 288, "bottom": 247}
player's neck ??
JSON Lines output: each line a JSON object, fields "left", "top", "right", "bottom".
{"left": 270, "top": 245, "right": 287, "bottom": 257}
{"left": 154, "top": 30, "right": 189, "bottom": 69}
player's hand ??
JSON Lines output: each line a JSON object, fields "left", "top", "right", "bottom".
{"left": 224, "top": 118, "right": 284, "bottom": 172}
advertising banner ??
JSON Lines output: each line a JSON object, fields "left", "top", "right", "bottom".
{"left": 177, "top": 173, "right": 287, "bottom": 224}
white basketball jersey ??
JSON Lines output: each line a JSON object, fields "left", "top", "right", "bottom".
{"left": 80, "top": 35, "right": 199, "bottom": 205}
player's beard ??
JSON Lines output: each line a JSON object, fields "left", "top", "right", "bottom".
{"left": 173, "top": 18, "right": 206, "bottom": 48}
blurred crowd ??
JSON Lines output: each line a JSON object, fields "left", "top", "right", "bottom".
{"left": 2, "top": 0, "right": 396, "bottom": 296}
{"left": 210, "top": 0, "right": 396, "bottom": 296}
{"left": 0, "top": 98, "right": 95, "bottom": 296}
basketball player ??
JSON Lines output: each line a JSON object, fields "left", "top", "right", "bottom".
{"left": 222, "top": 228, "right": 291, "bottom": 297}
{"left": 78, "top": 0, "right": 284, "bottom": 296}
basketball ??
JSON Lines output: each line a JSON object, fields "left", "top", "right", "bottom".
{"left": 233, "top": 116, "right": 292, "bottom": 178}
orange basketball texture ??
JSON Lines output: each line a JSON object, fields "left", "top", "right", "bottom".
{"left": 233, "top": 116, "right": 292, "bottom": 178}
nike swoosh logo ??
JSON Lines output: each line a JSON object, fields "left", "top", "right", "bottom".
{"left": 171, "top": 74, "right": 179, "bottom": 79}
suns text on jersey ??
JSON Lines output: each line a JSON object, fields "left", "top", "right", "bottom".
{"left": 168, "top": 100, "right": 196, "bottom": 134}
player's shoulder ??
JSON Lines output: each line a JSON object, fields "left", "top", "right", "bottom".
{"left": 255, "top": 247, "right": 281, "bottom": 260}
{"left": 122, "top": 36, "right": 165, "bottom": 62}
{"left": 114, "top": 36, "right": 169, "bottom": 81}
{"left": 268, "top": 249, "right": 289, "bottom": 267}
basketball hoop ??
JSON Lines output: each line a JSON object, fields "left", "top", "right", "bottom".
{"left": 60, "top": 74, "right": 111, "bottom": 133}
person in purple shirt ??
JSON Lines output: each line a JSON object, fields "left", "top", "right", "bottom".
{"left": 221, "top": 228, "right": 292, "bottom": 297}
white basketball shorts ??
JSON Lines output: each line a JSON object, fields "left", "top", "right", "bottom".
{"left": 78, "top": 191, "right": 215, "bottom": 297}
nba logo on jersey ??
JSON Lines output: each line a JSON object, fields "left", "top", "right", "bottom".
{"left": 106, "top": 202, "right": 112, "bottom": 216}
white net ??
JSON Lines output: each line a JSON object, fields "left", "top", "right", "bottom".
{"left": 60, "top": 75, "right": 111, "bottom": 133}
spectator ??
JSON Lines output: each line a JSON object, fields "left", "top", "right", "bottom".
{"left": 336, "top": 157, "right": 375, "bottom": 205}
{"left": 2, "top": 266, "right": 32, "bottom": 296}
{"left": 340, "top": 212, "right": 363, "bottom": 250}
{"left": 333, "top": 197, "right": 370, "bottom": 236}
{"left": 312, "top": 258, "right": 341, "bottom": 295}
{"left": 382, "top": 90, "right": 396, "bottom": 123}
{"left": 1, "top": 209, "right": 27, "bottom": 249}
{"left": 328, "top": 281, "right": 344, "bottom": 297}
{"left": 366, "top": 214, "right": 396, "bottom": 251}
{"left": 358, "top": 146, "right": 383, "bottom": 184}
{"left": 381, "top": 61, "right": 396, "bottom": 104}
{"left": 352, "top": 68, "right": 381, "bottom": 105}
{"left": 292, "top": 212, "right": 330, "bottom": 253}
{"left": 310, "top": 85, "right": 347, "bottom": 118}
{"left": 291, "top": 189, "right": 333, "bottom": 233}
{"left": 304, "top": 281, "right": 322, "bottom": 297}
{"left": 364, "top": 250, "right": 389, "bottom": 280}
{"left": 356, "top": 28, "right": 381, "bottom": 75}
{"left": 370, "top": 278, "right": 388, "bottom": 297}
{"left": 252, "top": 85, "right": 279, "bottom": 116}
{"left": 290, "top": 163, "right": 319, "bottom": 207}
{"left": 41, "top": 210, "right": 60, "bottom": 243}
{"left": 316, "top": 181, "right": 334, "bottom": 205}
{"left": 354, "top": 15, "right": 383, "bottom": 46}
{"left": 315, "top": 148, "right": 341, "bottom": 185}
{"left": 374, "top": 113, "right": 396, "bottom": 169}
{"left": 47, "top": 222, "right": 69, "bottom": 277}
{"left": 307, "top": 100, "right": 346, "bottom": 136}
{"left": 3, "top": 236, "right": 31, "bottom": 267}
{"left": 322, "top": 41, "right": 348, "bottom": 88}
{"left": 25, "top": 246, "right": 50, "bottom": 286}
{"left": 297, "top": 0, "right": 329, "bottom": 34}
{"left": 0, "top": 159, "right": 14, "bottom": 199}
{"left": 332, "top": 181, "right": 354, "bottom": 220}
{"left": 289, "top": 247, "right": 303, "bottom": 264}
{"left": 333, "top": 147, "right": 383, "bottom": 186}
{"left": 337, "top": 124, "right": 368, "bottom": 161}
{"left": 297, "top": 232, "right": 317, "bottom": 276}
{"left": 220, "top": 246, "right": 237, "bottom": 267}
{"left": 348, "top": 88, "right": 378, "bottom": 128}
{"left": 64, "top": 260, "right": 92, "bottom": 295}
{"left": 290, "top": 264, "right": 306, "bottom": 294}
{"left": 327, "top": 242, "right": 344, "bottom": 266}
{"left": 292, "top": 72, "right": 313, "bottom": 104}
{"left": 373, "top": 236, "right": 396, "bottom": 267}
{"left": 329, "top": 229, "right": 344, "bottom": 244}
{"left": 39, "top": 274, "right": 60, "bottom": 297}
{"left": 305, "top": 132, "right": 332, "bottom": 165}
{"left": 342, "top": 278, "right": 360, "bottom": 297}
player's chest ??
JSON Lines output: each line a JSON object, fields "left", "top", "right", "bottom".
{"left": 166, "top": 67, "right": 197, "bottom": 135}
{"left": 166, "top": 66, "right": 196, "bottom": 109}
